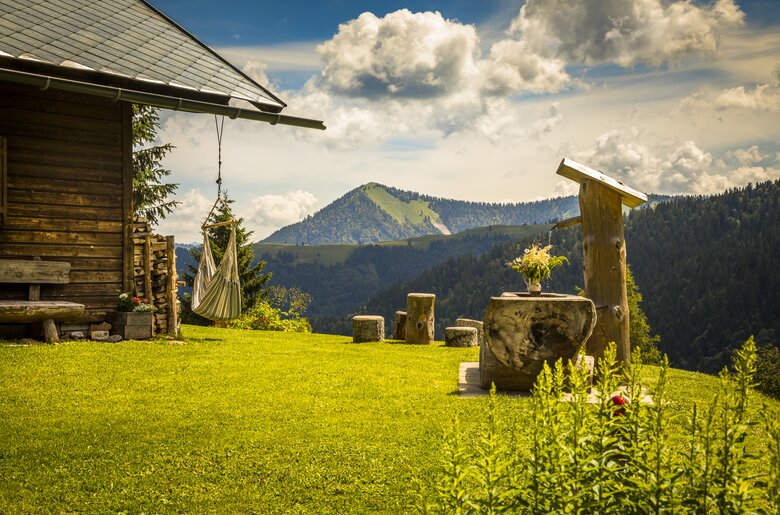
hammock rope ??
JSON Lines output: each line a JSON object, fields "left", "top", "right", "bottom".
{"left": 191, "top": 115, "right": 242, "bottom": 321}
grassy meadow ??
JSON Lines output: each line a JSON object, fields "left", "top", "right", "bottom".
{"left": 1, "top": 326, "right": 777, "bottom": 513}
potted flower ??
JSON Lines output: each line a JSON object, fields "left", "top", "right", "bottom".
{"left": 508, "top": 244, "right": 568, "bottom": 296}
{"left": 111, "top": 292, "right": 156, "bottom": 339}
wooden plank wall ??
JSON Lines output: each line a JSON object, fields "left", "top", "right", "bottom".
{"left": 0, "top": 82, "right": 130, "bottom": 325}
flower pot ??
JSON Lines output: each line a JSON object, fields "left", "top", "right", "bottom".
{"left": 110, "top": 311, "right": 153, "bottom": 340}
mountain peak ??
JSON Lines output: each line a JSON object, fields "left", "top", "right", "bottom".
{"left": 261, "top": 183, "right": 581, "bottom": 245}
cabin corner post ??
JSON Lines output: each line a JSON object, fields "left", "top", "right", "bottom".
{"left": 579, "top": 179, "right": 631, "bottom": 365}
{"left": 121, "top": 102, "right": 134, "bottom": 294}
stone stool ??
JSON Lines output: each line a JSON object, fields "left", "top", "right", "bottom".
{"left": 352, "top": 315, "right": 384, "bottom": 343}
{"left": 444, "top": 326, "right": 478, "bottom": 347}
{"left": 455, "top": 318, "right": 483, "bottom": 348}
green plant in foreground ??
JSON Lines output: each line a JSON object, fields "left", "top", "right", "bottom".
{"left": 419, "top": 338, "right": 780, "bottom": 514}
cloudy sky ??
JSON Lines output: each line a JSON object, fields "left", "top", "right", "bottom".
{"left": 149, "top": 0, "right": 780, "bottom": 243}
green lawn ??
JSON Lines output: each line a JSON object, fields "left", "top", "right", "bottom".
{"left": 0, "top": 326, "right": 776, "bottom": 513}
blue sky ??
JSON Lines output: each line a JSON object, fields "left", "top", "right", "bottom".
{"left": 148, "top": 0, "right": 780, "bottom": 242}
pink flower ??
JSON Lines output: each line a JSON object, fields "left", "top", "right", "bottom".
{"left": 132, "top": 297, "right": 140, "bottom": 303}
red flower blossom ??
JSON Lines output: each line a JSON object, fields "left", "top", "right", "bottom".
{"left": 612, "top": 394, "right": 627, "bottom": 417}
{"left": 132, "top": 297, "right": 140, "bottom": 303}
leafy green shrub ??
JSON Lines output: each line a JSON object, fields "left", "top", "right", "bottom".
{"left": 228, "top": 286, "right": 312, "bottom": 333}
{"left": 417, "top": 338, "right": 779, "bottom": 513}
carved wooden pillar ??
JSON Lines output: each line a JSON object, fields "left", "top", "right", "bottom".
{"left": 579, "top": 179, "right": 630, "bottom": 364}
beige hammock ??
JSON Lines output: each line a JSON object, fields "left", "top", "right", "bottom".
{"left": 192, "top": 222, "right": 241, "bottom": 321}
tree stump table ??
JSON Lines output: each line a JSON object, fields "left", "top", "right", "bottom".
{"left": 352, "top": 315, "right": 384, "bottom": 343}
{"left": 481, "top": 293, "right": 596, "bottom": 390}
{"left": 404, "top": 293, "right": 435, "bottom": 344}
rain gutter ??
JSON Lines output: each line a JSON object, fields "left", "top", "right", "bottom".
{"left": 0, "top": 67, "right": 325, "bottom": 130}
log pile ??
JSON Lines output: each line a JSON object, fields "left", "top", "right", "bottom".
{"left": 132, "top": 216, "right": 179, "bottom": 335}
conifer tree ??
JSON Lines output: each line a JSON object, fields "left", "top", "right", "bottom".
{"left": 132, "top": 104, "right": 179, "bottom": 225}
{"left": 626, "top": 265, "right": 661, "bottom": 363}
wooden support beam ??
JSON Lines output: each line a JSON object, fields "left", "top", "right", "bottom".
{"left": 122, "top": 102, "right": 134, "bottom": 293}
{"left": 579, "top": 179, "right": 631, "bottom": 365}
{"left": 0, "top": 136, "right": 6, "bottom": 226}
{"left": 143, "top": 234, "right": 154, "bottom": 336}
{"left": 166, "top": 235, "right": 177, "bottom": 336}
{"left": 202, "top": 219, "right": 237, "bottom": 230}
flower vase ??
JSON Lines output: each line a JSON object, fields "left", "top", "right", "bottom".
{"left": 525, "top": 278, "right": 542, "bottom": 297}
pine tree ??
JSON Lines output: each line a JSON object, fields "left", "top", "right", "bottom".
{"left": 626, "top": 265, "right": 662, "bottom": 363}
{"left": 181, "top": 192, "right": 271, "bottom": 323}
{"left": 132, "top": 104, "right": 179, "bottom": 225}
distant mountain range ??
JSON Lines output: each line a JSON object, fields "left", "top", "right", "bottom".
{"left": 262, "top": 182, "right": 580, "bottom": 244}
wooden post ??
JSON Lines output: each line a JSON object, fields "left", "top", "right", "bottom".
{"left": 121, "top": 103, "right": 135, "bottom": 293}
{"left": 556, "top": 158, "right": 647, "bottom": 367}
{"left": 166, "top": 235, "right": 177, "bottom": 336}
{"left": 143, "top": 234, "right": 154, "bottom": 336}
{"left": 42, "top": 319, "right": 59, "bottom": 344}
{"left": 579, "top": 179, "right": 630, "bottom": 364}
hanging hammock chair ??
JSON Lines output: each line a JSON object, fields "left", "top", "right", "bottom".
{"left": 191, "top": 116, "right": 242, "bottom": 321}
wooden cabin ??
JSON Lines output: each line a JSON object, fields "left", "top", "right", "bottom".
{"left": 0, "top": 0, "right": 323, "bottom": 340}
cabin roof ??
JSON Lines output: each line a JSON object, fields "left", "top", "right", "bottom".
{"left": 0, "top": 0, "right": 285, "bottom": 112}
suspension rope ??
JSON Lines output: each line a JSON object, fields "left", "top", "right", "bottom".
{"left": 215, "top": 114, "right": 225, "bottom": 197}
{"left": 202, "top": 115, "right": 228, "bottom": 229}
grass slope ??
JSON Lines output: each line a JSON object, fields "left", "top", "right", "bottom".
{"left": 361, "top": 182, "right": 443, "bottom": 227}
{"left": 1, "top": 328, "right": 777, "bottom": 513}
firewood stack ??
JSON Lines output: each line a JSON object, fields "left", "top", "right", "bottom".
{"left": 132, "top": 216, "right": 179, "bottom": 336}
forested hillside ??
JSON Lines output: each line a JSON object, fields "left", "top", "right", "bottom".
{"left": 263, "top": 182, "right": 579, "bottom": 244}
{"left": 258, "top": 225, "right": 549, "bottom": 323}
{"left": 353, "top": 180, "right": 779, "bottom": 373}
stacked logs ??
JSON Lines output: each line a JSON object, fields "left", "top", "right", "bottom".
{"left": 132, "top": 217, "right": 179, "bottom": 335}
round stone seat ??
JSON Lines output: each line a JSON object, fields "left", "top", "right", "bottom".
{"left": 444, "top": 326, "right": 478, "bottom": 347}
{"left": 352, "top": 315, "right": 385, "bottom": 343}
{"left": 455, "top": 318, "right": 484, "bottom": 347}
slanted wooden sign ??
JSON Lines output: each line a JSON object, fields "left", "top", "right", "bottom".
{"left": 555, "top": 158, "right": 647, "bottom": 365}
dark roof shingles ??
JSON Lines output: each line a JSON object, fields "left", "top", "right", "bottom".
{"left": 0, "top": 0, "right": 283, "bottom": 109}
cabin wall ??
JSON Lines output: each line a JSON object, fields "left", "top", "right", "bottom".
{"left": 0, "top": 82, "right": 132, "bottom": 327}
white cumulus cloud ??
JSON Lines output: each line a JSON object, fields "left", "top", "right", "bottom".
{"left": 482, "top": 39, "right": 570, "bottom": 95}
{"left": 155, "top": 188, "right": 213, "bottom": 244}
{"left": 577, "top": 130, "right": 780, "bottom": 194}
{"left": 242, "top": 190, "right": 318, "bottom": 238}
{"left": 509, "top": 0, "right": 744, "bottom": 67}
{"left": 317, "top": 9, "right": 481, "bottom": 98}
{"left": 680, "top": 83, "right": 780, "bottom": 112}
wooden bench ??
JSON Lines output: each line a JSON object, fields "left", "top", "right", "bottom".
{"left": 0, "top": 258, "right": 86, "bottom": 343}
